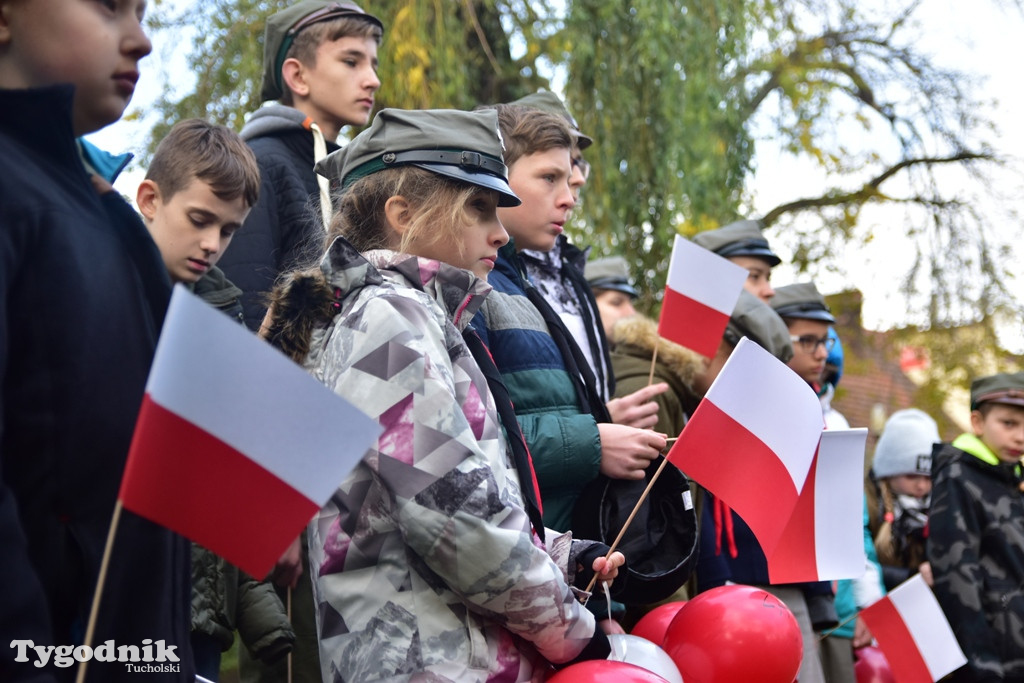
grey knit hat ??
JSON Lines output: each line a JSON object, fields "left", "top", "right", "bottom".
{"left": 872, "top": 409, "right": 940, "bottom": 478}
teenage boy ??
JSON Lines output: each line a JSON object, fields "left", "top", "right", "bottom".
{"left": 218, "top": 0, "right": 383, "bottom": 331}
{"left": 692, "top": 219, "right": 781, "bottom": 302}
{"left": 929, "top": 372, "right": 1024, "bottom": 682}
{"left": 0, "top": 0, "right": 194, "bottom": 680}
{"left": 509, "top": 91, "right": 667, "bottom": 429}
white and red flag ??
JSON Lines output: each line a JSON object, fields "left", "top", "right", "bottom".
{"left": 119, "top": 286, "right": 382, "bottom": 578}
{"left": 658, "top": 234, "right": 748, "bottom": 358}
{"left": 766, "top": 428, "right": 868, "bottom": 583}
{"left": 859, "top": 574, "right": 967, "bottom": 683}
{"left": 665, "top": 338, "right": 824, "bottom": 553}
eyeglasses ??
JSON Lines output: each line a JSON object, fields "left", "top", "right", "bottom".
{"left": 790, "top": 334, "right": 836, "bottom": 353}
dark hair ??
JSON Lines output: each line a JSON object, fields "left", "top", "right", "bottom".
{"left": 146, "top": 119, "right": 260, "bottom": 208}
{"left": 280, "top": 16, "right": 382, "bottom": 105}
{"left": 484, "top": 103, "right": 573, "bottom": 169}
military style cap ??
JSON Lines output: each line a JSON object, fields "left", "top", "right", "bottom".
{"left": 970, "top": 371, "right": 1024, "bottom": 410}
{"left": 261, "top": 0, "right": 383, "bottom": 102}
{"left": 724, "top": 290, "right": 793, "bottom": 363}
{"left": 314, "top": 108, "right": 521, "bottom": 207}
{"left": 873, "top": 409, "right": 940, "bottom": 479}
{"left": 511, "top": 90, "right": 593, "bottom": 150}
{"left": 770, "top": 282, "right": 835, "bottom": 323}
{"left": 584, "top": 256, "right": 638, "bottom": 298}
{"left": 691, "top": 219, "right": 781, "bottom": 267}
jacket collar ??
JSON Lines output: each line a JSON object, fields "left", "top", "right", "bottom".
{"left": 952, "top": 433, "right": 1023, "bottom": 477}
{"left": 0, "top": 85, "right": 81, "bottom": 170}
{"left": 321, "top": 237, "right": 492, "bottom": 331}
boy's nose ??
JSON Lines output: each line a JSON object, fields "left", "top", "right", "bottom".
{"left": 123, "top": 17, "right": 153, "bottom": 59}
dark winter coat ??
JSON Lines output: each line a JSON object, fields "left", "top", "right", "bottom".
{"left": 0, "top": 85, "right": 192, "bottom": 682}
{"left": 929, "top": 436, "right": 1024, "bottom": 682}
{"left": 217, "top": 105, "right": 339, "bottom": 330}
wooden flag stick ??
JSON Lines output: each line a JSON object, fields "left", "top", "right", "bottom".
{"left": 583, "top": 455, "right": 674, "bottom": 596}
{"left": 647, "top": 344, "right": 660, "bottom": 387}
{"left": 287, "top": 588, "right": 293, "bottom": 683}
{"left": 817, "top": 610, "right": 860, "bottom": 641}
{"left": 75, "top": 499, "right": 124, "bottom": 683}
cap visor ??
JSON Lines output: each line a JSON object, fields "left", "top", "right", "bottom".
{"left": 412, "top": 163, "right": 521, "bottom": 207}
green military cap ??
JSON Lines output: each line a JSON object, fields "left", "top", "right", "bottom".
{"left": 970, "top": 371, "right": 1024, "bottom": 410}
{"left": 770, "top": 282, "right": 835, "bottom": 324}
{"left": 511, "top": 90, "right": 593, "bottom": 150}
{"left": 584, "top": 256, "right": 638, "bottom": 298}
{"left": 261, "top": 0, "right": 384, "bottom": 102}
{"left": 724, "top": 290, "right": 793, "bottom": 363}
{"left": 314, "top": 108, "right": 521, "bottom": 207}
{"left": 691, "top": 219, "right": 781, "bottom": 267}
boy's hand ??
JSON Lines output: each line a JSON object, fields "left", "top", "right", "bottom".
{"left": 607, "top": 383, "right": 669, "bottom": 429}
{"left": 917, "top": 561, "right": 933, "bottom": 586}
{"left": 271, "top": 535, "right": 304, "bottom": 588}
{"left": 597, "top": 423, "right": 666, "bottom": 480}
{"left": 590, "top": 550, "right": 625, "bottom": 584}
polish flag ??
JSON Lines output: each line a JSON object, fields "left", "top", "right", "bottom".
{"left": 666, "top": 338, "right": 824, "bottom": 554}
{"left": 860, "top": 575, "right": 967, "bottom": 683}
{"left": 766, "top": 428, "right": 868, "bottom": 583}
{"left": 119, "top": 286, "right": 382, "bottom": 578}
{"left": 658, "top": 234, "right": 749, "bottom": 358}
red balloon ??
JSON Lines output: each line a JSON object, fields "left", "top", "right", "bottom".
{"left": 854, "top": 646, "right": 896, "bottom": 683}
{"left": 546, "top": 659, "right": 669, "bottom": 682}
{"left": 663, "top": 585, "right": 802, "bottom": 683}
{"left": 630, "top": 601, "right": 688, "bottom": 646}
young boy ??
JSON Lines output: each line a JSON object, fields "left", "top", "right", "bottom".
{"left": 929, "top": 372, "right": 1024, "bottom": 682}
{"left": 138, "top": 118, "right": 260, "bottom": 321}
{"left": 138, "top": 119, "right": 295, "bottom": 681}
{"left": 218, "top": 0, "right": 384, "bottom": 331}
{"left": 0, "top": 0, "right": 193, "bottom": 679}
{"left": 692, "top": 219, "right": 781, "bottom": 302}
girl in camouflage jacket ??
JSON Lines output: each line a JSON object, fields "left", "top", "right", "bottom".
{"left": 263, "top": 108, "right": 623, "bottom": 682}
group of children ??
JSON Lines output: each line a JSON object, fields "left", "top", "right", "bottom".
{"left": 0, "top": 0, "right": 1021, "bottom": 682}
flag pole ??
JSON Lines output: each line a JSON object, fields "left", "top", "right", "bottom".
{"left": 75, "top": 499, "right": 124, "bottom": 683}
{"left": 647, "top": 345, "right": 659, "bottom": 387}
{"left": 816, "top": 611, "right": 860, "bottom": 641}
{"left": 583, "top": 455, "right": 673, "bottom": 597}
{"left": 287, "top": 587, "right": 293, "bottom": 683}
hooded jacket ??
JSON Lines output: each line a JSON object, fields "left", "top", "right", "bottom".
{"left": 218, "top": 105, "right": 339, "bottom": 330}
{"left": 470, "top": 242, "right": 604, "bottom": 532}
{"left": 929, "top": 436, "right": 1024, "bottom": 682}
{"left": 271, "top": 238, "right": 609, "bottom": 682}
{"left": 0, "top": 85, "right": 191, "bottom": 682}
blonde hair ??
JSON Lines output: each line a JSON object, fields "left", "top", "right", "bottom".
{"left": 264, "top": 166, "right": 485, "bottom": 362}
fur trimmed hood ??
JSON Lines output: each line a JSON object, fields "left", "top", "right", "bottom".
{"left": 611, "top": 314, "right": 705, "bottom": 387}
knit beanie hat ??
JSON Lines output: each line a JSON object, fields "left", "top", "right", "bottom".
{"left": 872, "top": 408, "right": 940, "bottom": 478}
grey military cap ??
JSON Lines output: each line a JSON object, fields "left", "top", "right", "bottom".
{"left": 970, "top": 371, "right": 1024, "bottom": 410}
{"left": 724, "top": 290, "right": 793, "bottom": 363}
{"left": 511, "top": 90, "right": 593, "bottom": 150}
{"left": 691, "top": 220, "right": 781, "bottom": 267}
{"left": 261, "top": 0, "right": 383, "bottom": 102}
{"left": 584, "top": 257, "right": 638, "bottom": 298}
{"left": 770, "top": 282, "right": 835, "bottom": 324}
{"left": 314, "top": 108, "right": 521, "bottom": 207}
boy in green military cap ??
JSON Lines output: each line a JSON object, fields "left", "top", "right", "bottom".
{"left": 929, "top": 371, "right": 1024, "bottom": 682}
{"left": 219, "top": 0, "right": 384, "bottom": 331}
{"left": 693, "top": 219, "right": 781, "bottom": 302}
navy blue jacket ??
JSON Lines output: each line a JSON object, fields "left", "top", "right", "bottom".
{"left": 0, "top": 86, "right": 192, "bottom": 682}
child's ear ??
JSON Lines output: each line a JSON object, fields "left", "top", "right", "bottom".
{"left": 969, "top": 409, "right": 986, "bottom": 436}
{"left": 383, "top": 195, "right": 412, "bottom": 239}
{"left": 136, "top": 179, "right": 162, "bottom": 222}
{"left": 281, "top": 58, "right": 310, "bottom": 99}
{"left": 0, "top": 2, "right": 13, "bottom": 45}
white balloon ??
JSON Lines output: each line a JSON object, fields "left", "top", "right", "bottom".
{"left": 607, "top": 633, "right": 684, "bottom": 683}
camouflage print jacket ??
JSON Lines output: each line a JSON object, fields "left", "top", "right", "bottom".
{"left": 295, "top": 239, "right": 604, "bottom": 682}
{"left": 928, "top": 436, "right": 1024, "bottom": 682}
